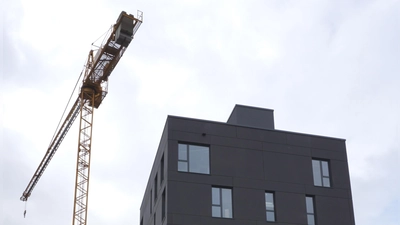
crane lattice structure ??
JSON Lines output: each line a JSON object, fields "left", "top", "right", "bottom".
{"left": 20, "top": 11, "right": 143, "bottom": 225}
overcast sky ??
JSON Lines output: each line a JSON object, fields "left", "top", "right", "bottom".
{"left": 1, "top": 0, "right": 400, "bottom": 224}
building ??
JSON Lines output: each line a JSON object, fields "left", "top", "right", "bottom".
{"left": 140, "top": 105, "right": 356, "bottom": 225}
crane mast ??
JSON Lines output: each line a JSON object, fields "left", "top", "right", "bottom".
{"left": 20, "top": 11, "right": 143, "bottom": 225}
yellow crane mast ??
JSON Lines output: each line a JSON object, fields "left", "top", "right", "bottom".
{"left": 20, "top": 11, "right": 143, "bottom": 225}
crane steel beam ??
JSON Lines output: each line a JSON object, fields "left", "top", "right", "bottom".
{"left": 20, "top": 98, "right": 81, "bottom": 201}
{"left": 73, "top": 89, "right": 95, "bottom": 225}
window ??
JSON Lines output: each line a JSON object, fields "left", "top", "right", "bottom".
{"left": 212, "top": 187, "right": 233, "bottom": 218}
{"left": 306, "top": 196, "right": 316, "bottom": 225}
{"left": 265, "top": 192, "right": 275, "bottom": 222}
{"left": 162, "top": 189, "right": 166, "bottom": 220}
{"left": 178, "top": 143, "right": 210, "bottom": 174}
{"left": 312, "top": 159, "right": 330, "bottom": 187}
{"left": 154, "top": 174, "right": 158, "bottom": 200}
{"left": 161, "top": 154, "right": 165, "bottom": 183}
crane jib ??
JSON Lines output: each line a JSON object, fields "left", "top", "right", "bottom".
{"left": 20, "top": 99, "right": 81, "bottom": 201}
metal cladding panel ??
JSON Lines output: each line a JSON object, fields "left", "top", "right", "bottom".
{"left": 210, "top": 135, "right": 263, "bottom": 150}
{"left": 263, "top": 151, "right": 313, "bottom": 185}
{"left": 329, "top": 160, "right": 352, "bottom": 189}
{"left": 210, "top": 145, "right": 264, "bottom": 179}
{"left": 204, "top": 122, "right": 237, "bottom": 137}
{"left": 263, "top": 141, "right": 312, "bottom": 156}
{"left": 233, "top": 177, "right": 306, "bottom": 194}
{"left": 167, "top": 180, "right": 210, "bottom": 216}
{"left": 168, "top": 116, "right": 237, "bottom": 137}
{"left": 287, "top": 133, "right": 311, "bottom": 147}
{"left": 310, "top": 136, "right": 346, "bottom": 151}
{"left": 168, "top": 116, "right": 206, "bottom": 133}
{"left": 170, "top": 130, "right": 210, "bottom": 144}
{"left": 316, "top": 196, "right": 354, "bottom": 225}
{"left": 168, "top": 170, "right": 233, "bottom": 187}
{"left": 274, "top": 192, "right": 308, "bottom": 224}
{"left": 311, "top": 148, "right": 348, "bottom": 161}
{"left": 233, "top": 187, "right": 265, "bottom": 221}
{"left": 227, "top": 105, "right": 274, "bottom": 130}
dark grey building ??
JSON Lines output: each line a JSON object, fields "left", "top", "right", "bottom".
{"left": 140, "top": 105, "right": 356, "bottom": 225}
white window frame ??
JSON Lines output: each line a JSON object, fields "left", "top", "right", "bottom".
{"left": 265, "top": 192, "right": 276, "bottom": 222}
{"left": 212, "top": 187, "right": 233, "bottom": 218}
{"left": 306, "top": 196, "right": 316, "bottom": 225}
{"left": 178, "top": 143, "right": 210, "bottom": 174}
{"left": 312, "top": 159, "right": 331, "bottom": 187}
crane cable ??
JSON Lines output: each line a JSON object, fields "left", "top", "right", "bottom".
{"left": 48, "top": 26, "right": 112, "bottom": 145}
{"left": 48, "top": 69, "right": 84, "bottom": 148}
{"left": 23, "top": 201, "right": 27, "bottom": 218}
{"left": 91, "top": 25, "right": 113, "bottom": 48}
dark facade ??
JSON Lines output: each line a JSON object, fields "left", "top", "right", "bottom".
{"left": 140, "top": 105, "right": 356, "bottom": 225}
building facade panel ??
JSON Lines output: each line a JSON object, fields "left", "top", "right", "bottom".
{"left": 263, "top": 151, "right": 313, "bottom": 185}
{"left": 170, "top": 130, "right": 210, "bottom": 145}
{"left": 263, "top": 142, "right": 312, "bottom": 156}
{"left": 168, "top": 117, "right": 207, "bottom": 134}
{"left": 329, "top": 160, "right": 352, "bottom": 189}
{"left": 316, "top": 196, "right": 354, "bottom": 225}
{"left": 211, "top": 145, "right": 264, "bottom": 179}
{"left": 304, "top": 185, "right": 351, "bottom": 198}
{"left": 204, "top": 122, "right": 237, "bottom": 137}
{"left": 167, "top": 180, "right": 210, "bottom": 216}
{"left": 286, "top": 132, "right": 311, "bottom": 148}
{"left": 235, "top": 126, "right": 265, "bottom": 141}
{"left": 232, "top": 187, "right": 265, "bottom": 221}
{"left": 274, "top": 192, "right": 308, "bottom": 224}
{"left": 168, "top": 171, "right": 233, "bottom": 187}
{"left": 309, "top": 136, "right": 346, "bottom": 151}
{"left": 167, "top": 213, "right": 209, "bottom": 225}
{"left": 210, "top": 135, "right": 263, "bottom": 150}
{"left": 311, "top": 147, "right": 348, "bottom": 161}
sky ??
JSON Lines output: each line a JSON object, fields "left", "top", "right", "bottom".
{"left": 1, "top": 0, "right": 400, "bottom": 224}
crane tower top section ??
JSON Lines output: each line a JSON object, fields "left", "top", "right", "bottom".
{"left": 81, "top": 10, "right": 143, "bottom": 108}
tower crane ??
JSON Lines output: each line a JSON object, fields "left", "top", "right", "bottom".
{"left": 20, "top": 11, "right": 143, "bottom": 225}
